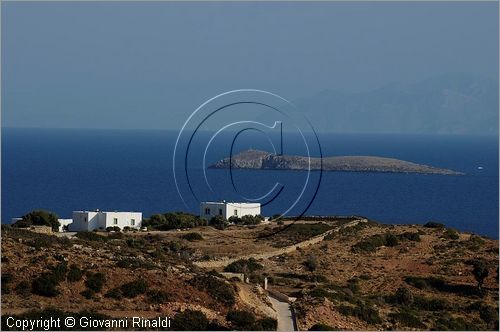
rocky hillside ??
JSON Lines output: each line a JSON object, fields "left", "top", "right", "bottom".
{"left": 209, "top": 149, "right": 463, "bottom": 175}
{"left": 0, "top": 226, "right": 276, "bottom": 331}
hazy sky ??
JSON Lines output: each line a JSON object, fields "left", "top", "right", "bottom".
{"left": 2, "top": 1, "right": 498, "bottom": 129}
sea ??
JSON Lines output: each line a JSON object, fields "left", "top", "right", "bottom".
{"left": 1, "top": 128, "right": 498, "bottom": 238}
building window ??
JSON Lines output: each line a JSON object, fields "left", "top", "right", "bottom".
{"left": 205, "top": 208, "right": 210, "bottom": 215}
{"left": 131, "top": 219, "right": 135, "bottom": 226}
{"left": 84, "top": 217, "right": 87, "bottom": 222}
{"left": 234, "top": 210, "right": 238, "bottom": 216}
{"left": 113, "top": 218, "right": 118, "bottom": 225}
{"left": 219, "top": 209, "right": 223, "bottom": 215}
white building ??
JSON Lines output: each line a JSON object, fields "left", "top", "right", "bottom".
{"left": 57, "top": 219, "right": 73, "bottom": 232}
{"left": 68, "top": 210, "right": 142, "bottom": 232}
{"left": 200, "top": 201, "right": 261, "bottom": 220}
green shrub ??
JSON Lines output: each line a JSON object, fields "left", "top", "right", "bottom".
{"left": 171, "top": 310, "right": 209, "bottom": 331}
{"left": 15, "top": 210, "right": 60, "bottom": 232}
{"left": 147, "top": 289, "right": 171, "bottom": 304}
{"left": 434, "top": 314, "right": 481, "bottom": 330}
{"left": 104, "top": 288, "right": 122, "bottom": 299}
{"left": 75, "top": 232, "right": 107, "bottom": 242}
{"left": 351, "top": 233, "right": 399, "bottom": 253}
{"left": 1, "top": 273, "right": 13, "bottom": 294}
{"left": 304, "top": 254, "right": 319, "bottom": 272}
{"left": 142, "top": 212, "right": 206, "bottom": 231}
{"left": 125, "top": 237, "right": 146, "bottom": 248}
{"left": 181, "top": 232, "right": 204, "bottom": 242}
{"left": 399, "top": 232, "right": 421, "bottom": 242}
{"left": 309, "top": 323, "right": 338, "bottom": 331}
{"left": 80, "top": 289, "right": 94, "bottom": 299}
{"left": 257, "top": 317, "right": 278, "bottom": 331}
{"left": 225, "top": 258, "right": 263, "bottom": 274}
{"left": 226, "top": 310, "right": 256, "bottom": 329}
{"left": 191, "top": 274, "right": 235, "bottom": 306}
{"left": 85, "top": 272, "right": 106, "bottom": 292}
{"left": 412, "top": 295, "right": 448, "bottom": 311}
{"left": 32, "top": 273, "right": 60, "bottom": 297}
{"left": 389, "top": 310, "right": 426, "bottom": 328}
{"left": 51, "top": 263, "right": 68, "bottom": 283}
{"left": 338, "top": 303, "right": 381, "bottom": 324}
{"left": 15, "top": 281, "right": 31, "bottom": 297}
{"left": 424, "top": 221, "right": 445, "bottom": 229}
{"left": 120, "top": 279, "right": 147, "bottom": 298}
{"left": 443, "top": 228, "right": 459, "bottom": 240}
{"left": 395, "top": 287, "right": 414, "bottom": 306}
{"left": 67, "top": 264, "right": 83, "bottom": 282}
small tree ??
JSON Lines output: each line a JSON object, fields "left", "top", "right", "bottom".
{"left": 472, "top": 259, "right": 489, "bottom": 292}
{"left": 17, "top": 210, "right": 60, "bottom": 232}
{"left": 210, "top": 215, "right": 227, "bottom": 230}
{"left": 304, "top": 254, "right": 318, "bottom": 272}
{"left": 395, "top": 287, "right": 414, "bottom": 306}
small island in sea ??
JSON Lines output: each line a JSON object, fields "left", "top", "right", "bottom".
{"left": 209, "top": 149, "right": 464, "bottom": 175}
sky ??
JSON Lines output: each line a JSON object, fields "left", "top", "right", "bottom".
{"left": 2, "top": 1, "right": 498, "bottom": 130}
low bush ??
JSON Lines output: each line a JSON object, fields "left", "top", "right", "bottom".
{"left": 80, "top": 289, "right": 94, "bottom": 299}
{"left": 171, "top": 310, "right": 209, "bottom": 331}
{"left": 1, "top": 273, "right": 13, "bottom": 294}
{"left": 32, "top": 273, "right": 60, "bottom": 297}
{"left": 147, "top": 289, "right": 171, "bottom": 304}
{"left": 106, "top": 226, "right": 121, "bottom": 232}
{"left": 399, "top": 232, "right": 421, "bottom": 242}
{"left": 67, "top": 264, "right": 83, "bottom": 282}
{"left": 304, "top": 255, "right": 318, "bottom": 272}
{"left": 224, "top": 258, "right": 263, "bottom": 274}
{"left": 309, "top": 323, "right": 338, "bottom": 331}
{"left": 395, "top": 287, "right": 414, "bottom": 306}
{"left": 337, "top": 303, "right": 381, "bottom": 324}
{"left": 257, "top": 317, "right": 278, "bottom": 331}
{"left": 120, "top": 279, "right": 147, "bottom": 298}
{"left": 181, "top": 232, "right": 204, "bottom": 242}
{"left": 226, "top": 310, "right": 256, "bottom": 329}
{"left": 389, "top": 310, "right": 426, "bottom": 329}
{"left": 351, "top": 233, "right": 399, "bottom": 253}
{"left": 424, "top": 221, "right": 445, "bottom": 229}
{"left": 191, "top": 274, "right": 235, "bottom": 306}
{"left": 85, "top": 272, "right": 106, "bottom": 292}
{"left": 434, "top": 313, "right": 482, "bottom": 330}
{"left": 75, "top": 232, "right": 107, "bottom": 242}
{"left": 104, "top": 288, "right": 122, "bottom": 299}
{"left": 15, "top": 281, "right": 31, "bottom": 298}
{"left": 443, "top": 228, "right": 459, "bottom": 240}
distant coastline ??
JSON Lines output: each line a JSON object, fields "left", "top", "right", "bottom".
{"left": 209, "top": 149, "right": 464, "bottom": 175}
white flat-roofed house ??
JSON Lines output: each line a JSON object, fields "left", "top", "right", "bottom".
{"left": 68, "top": 210, "right": 142, "bottom": 232}
{"left": 200, "top": 201, "right": 261, "bottom": 221}
{"left": 57, "top": 219, "right": 73, "bottom": 232}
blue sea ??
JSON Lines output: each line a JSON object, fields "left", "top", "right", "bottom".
{"left": 1, "top": 128, "right": 498, "bottom": 238}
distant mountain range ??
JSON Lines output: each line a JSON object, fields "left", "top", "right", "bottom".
{"left": 292, "top": 73, "right": 498, "bottom": 135}
{"left": 209, "top": 149, "right": 463, "bottom": 175}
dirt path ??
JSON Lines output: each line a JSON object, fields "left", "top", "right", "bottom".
{"left": 268, "top": 296, "right": 295, "bottom": 331}
{"left": 194, "top": 219, "right": 365, "bottom": 268}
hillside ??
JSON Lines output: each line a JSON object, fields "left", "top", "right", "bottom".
{"left": 209, "top": 149, "right": 463, "bottom": 175}
{"left": 2, "top": 218, "right": 498, "bottom": 331}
